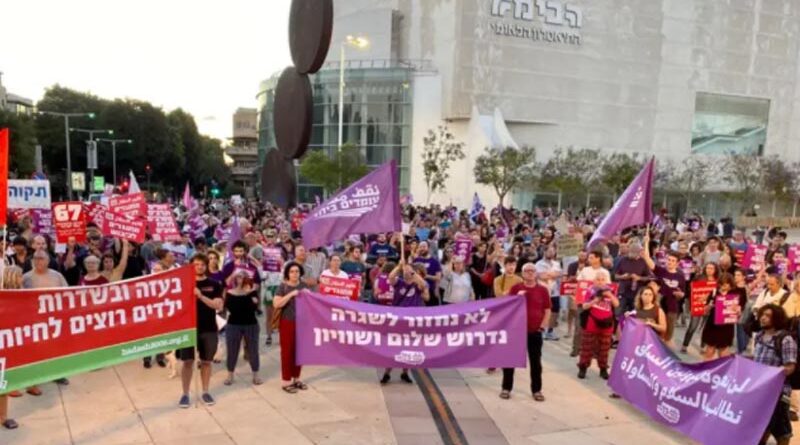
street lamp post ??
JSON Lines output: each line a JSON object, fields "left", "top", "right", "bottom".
{"left": 96, "top": 138, "right": 133, "bottom": 186}
{"left": 36, "top": 111, "right": 96, "bottom": 200}
{"left": 338, "top": 35, "right": 370, "bottom": 188}
{"left": 71, "top": 128, "right": 114, "bottom": 195}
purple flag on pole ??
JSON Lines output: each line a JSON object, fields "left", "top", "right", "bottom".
{"left": 182, "top": 183, "right": 196, "bottom": 210}
{"left": 609, "top": 319, "right": 784, "bottom": 445}
{"left": 295, "top": 291, "right": 526, "bottom": 368}
{"left": 226, "top": 217, "right": 242, "bottom": 256}
{"left": 587, "top": 157, "right": 655, "bottom": 248}
{"left": 301, "top": 160, "right": 401, "bottom": 249}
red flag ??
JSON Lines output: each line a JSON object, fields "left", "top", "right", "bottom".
{"left": 0, "top": 129, "right": 8, "bottom": 226}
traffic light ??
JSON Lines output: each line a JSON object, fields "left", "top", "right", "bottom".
{"left": 145, "top": 164, "right": 151, "bottom": 173}
{"left": 119, "top": 179, "right": 129, "bottom": 194}
{"left": 210, "top": 180, "right": 220, "bottom": 198}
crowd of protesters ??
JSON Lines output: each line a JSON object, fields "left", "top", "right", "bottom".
{"left": 1, "top": 198, "right": 799, "bottom": 444}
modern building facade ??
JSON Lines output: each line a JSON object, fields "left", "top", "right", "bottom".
{"left": 0, "top": 72, "right": 34, "bottom": 115}
{"left": 226, "top": 108, "right": 259, "bottom": 198}
{"left": 258, "top": 0, "right": 800, "bottom": 210}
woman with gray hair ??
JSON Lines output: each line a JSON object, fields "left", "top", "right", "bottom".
{"left": 442, "top": 256, "right": 474, "bottom": 304}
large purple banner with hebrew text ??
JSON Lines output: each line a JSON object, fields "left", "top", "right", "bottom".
{"left": 609, "top": 319, "right": 784, "bottom": 445}
{"left": 295, "top": 292, "right": 526, "bottom": 368}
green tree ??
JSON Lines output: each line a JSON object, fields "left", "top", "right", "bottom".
{"left": 669, "top": 156, "right": 713, "bottom": 210}
{"left": 421, "top": 125, "right": 465, "bottom": 203}
{"left": 761, "top": 155, "right": 795, "bottom": 216}
{"left": 599, "top": 152, "right": 644, "bottom": 195}
{"left": 722, "top": 152, "right": 764, "bottom": 213}
{"left": 473, "top": 146, "right": 537, "bottom": 205}
{"left": 539, "top": 147, "right": 603, "bottom": 195}
{"left": 0, "top": 110, "right": 37, "bottom": 176}
{"left": 298, "top": 143, "right": 371, "bottom": 194}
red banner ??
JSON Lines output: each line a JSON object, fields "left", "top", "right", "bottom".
{"left": 84, "top": 202, "right": 107, "bottom": 227}
{"left": 52, "top": 202, "right": 87, "bottom": 243}
{"left": 318, "top": 275, "right": 361, "bottom": 301}
{"left": 0, "top": 128, "right": 9, "bottom": 226}
{"left": 109, "top": 192, "right": 146, "bottom": 219}
{"left": 575, "top": 280, "right": 619, "bottom": 305}
{"left": 560, "top": 281, "right": 578, "bottom": 296}
{"left": 147, "top": 204, "right": 180, "bottom": 242}
{"left": 691, "top": 280, "right": 717, "bottom": 316}
{"left": 0, "top": 266, "right": 196, "bottom": 391}
{"left": 102, "top": 208, "right": 146, "bottom": 243}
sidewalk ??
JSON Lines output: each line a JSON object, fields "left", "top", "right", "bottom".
{"left": 0, "top": 317, "right": 792, "bottom": 445}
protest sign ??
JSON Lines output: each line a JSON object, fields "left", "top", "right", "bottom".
{"left": 714, "top": 293, "right": 740, "bottom": 325}
{"left": 8, "top": 179, "right": 51, "bottom": 209}
{"left": 31, "top": 209, "right": 54, "bottom": 238}
{"left": 296, "top": 291, "right": 526, "bottom": 368}
{"left": 373, "top": 273, "right": 393, "bottom": 305}
{"left": 742, "top": 244, "right": 768, "bottom": 272}
{"left": 678, "top": 258, "right": 694, "bottom": 281}
{"left": 788, "top": 245, "right": 800, "bottom": 274}
{"left": 690, "top": 281, "right": 716, "bottom": 316}
{"left": 102, "top": 209, "right": 146, "bottom": 243}
{"left": 109, "top": 192, "right": 146, "bottom": 219}
{"left": 453, "top": 236, "right": 473, "bottom": 264}
{"left": 262, "top": 247, "right": 283, "bottom": 273}
{"left": 732, "top": 247, "right": 746, "bottom": 266}
{"left": 559, "top": 281, "right": 578, "bottom": 296}
{"left": 52, "top": 202, "right": 87, "bottom": 243}
{"left": 558, "top": 234, "right": 582, "bottom": 258}
{"left": 147, "top": 204, "right": 181, "bottom": 242}
{"left": 318, "top": 275, "right": 361, "bottom": 301}
{"left": 84, "top": 202, "right": 107, "bottom": 227}
{"left": 609, "top": 319, "right": 782, "bottom": 445}
{"left": 575, "top": 281, "right": 619, "bottom": 305}
{"left": 0, "top": 266, "right": 197, "bottom": 393}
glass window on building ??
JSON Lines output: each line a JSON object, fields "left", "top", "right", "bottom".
{"left": 691, "top": 92, "right": 770, "bottom": 156}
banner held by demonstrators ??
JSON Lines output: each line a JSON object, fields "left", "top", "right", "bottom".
{"left": 0, "top": 128, "right": 8, "bottom": 226}
{"left": 587, "top": 157, "right": 655, "bottom": 248}
{"left": 0, "top": 266, "right": 197, "bottom": 393}
{"left": 318, "top": 275, "right": 361, "bottom": 301}
{"left": 52, "top": 202, "right": 88, "bottom": 243}
{"left": 609, "top": 318, "right": 784, "bottom": 445}
{"left": 102, "top": 208, "right": 147, "bottom": 243}
{"left": 109, "top": 192, "right": 147, "bottom": 220}
{"left": 301, "top": 160, "right": 401, "bottom": 249}
{"left": 147, "top": 204, "right": 181, "bottom": 242}
{"left": 690, "top": 281, "right": 716, "bottom": 316}
{"left": 296, "top": 291, "right": 526, "bottom": 368}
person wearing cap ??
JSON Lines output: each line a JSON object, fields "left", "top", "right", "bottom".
{"left": 442, "top": 256, "right": 474, "bottom": 304}
{"left": 500, "top": 262, "right": 550, "bottom": 401}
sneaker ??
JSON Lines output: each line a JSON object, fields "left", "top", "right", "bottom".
{"left": 54, "top": 378, "right": 69, "bottom": 386}
{"left": 178, "top": 395, "right": 190, "bottom": 409}
{"left": 577, "top": 367, "right": 587, "bottom": 379}
{"left": 380, "top": 374, "right": 390, "bottom": 385}
{"left": 599, "top": 369, "right": 609, "bottom": 380}
{"left": 143, "top": 359, "right": 152, "bottom": 369}
{"left": 201, "top": 393, "right": 215, "bottom": 406}
{"left": 610, "top": 340, "right": 618, "bottom": 349}
{"left": 543, "top": 332, "right": 552, "bottom": 341}
{"left": 499, "top": 390, "right": 511, "bottom": 400}
{"left": 157, "top": 358, "right": 167, "bottom": 368}
{"left": 400, "top": 373, "right": 413, "bottom": 384}
{"left": 549, "top": 334, "right": 560, "bottom": 341}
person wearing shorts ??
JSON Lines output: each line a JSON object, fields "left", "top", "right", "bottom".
{"left": 177, "top": 253, "right": 224, "bottom": 408}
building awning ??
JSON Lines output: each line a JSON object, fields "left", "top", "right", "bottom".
{"left": 467, "top": 106, "right": 520, "bottom": 150}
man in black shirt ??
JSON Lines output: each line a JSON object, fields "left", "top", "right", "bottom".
{"left": 177, "top": 253, "right": 224, "bottom": 408}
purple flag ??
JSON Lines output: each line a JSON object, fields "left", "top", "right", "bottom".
{"left": 609, "top": 319, "right": 784, "bottom": 445}
{"left": 295, "top": 291, "right": 526, "bottom": 368}
{"left": 588, "top": 157, "right": 654, "bottom": 248}
{"left": 301, "top": 160, "right": 401, "bottom": 249}
{"left": 225, "top": 217, "right": 242, "bottom": 256}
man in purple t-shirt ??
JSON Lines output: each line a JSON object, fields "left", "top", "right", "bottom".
{"left": 381, "top": 262, "right": 430, "bottom": 384}
{"left": 643, "top": 233, "right": 686, "bottom": 348}
{"left": 412, "top": 241, "right": 442, "bottom": 306}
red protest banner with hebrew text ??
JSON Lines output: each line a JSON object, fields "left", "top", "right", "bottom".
{"left": 84, "top": 202, "right": 107, "bottom": 227}
{"left": 690, "top": 280, "right": 717, "bottom": 316}
{"left": 52, "top": 202, "right": 87, "bottom": 243}
{"left": 318, "top": 275, "right": 361, "bottom": 301}
{"left": 147, "top": 204, "right": 181, "bottom": 242}
{"left": 109, "top": 192, "right": 146, "bottom": 219}
{"left": 0, "top": 128, "right": 9, "bottom": 226}
{"left": 0, "top": 266, "right": 197, "bottom": 393}
{"left": 102, "top": 208, "right": 146, "bottom": 243}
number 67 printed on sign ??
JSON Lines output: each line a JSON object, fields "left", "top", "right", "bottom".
{"left": 52, "top": 202, "right": 87, "bottom": 243}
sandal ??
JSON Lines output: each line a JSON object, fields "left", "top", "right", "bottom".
{"left": 224, "top": 376, "right": 234, "bottom": 386}
{"left": 533, "top": 392, "right": 545, "bottom": 402}
{"left": 253, "top": 376, "right": 264, "bottom": 386}
{"left": 26, "top": 387, "right": 42, "bottom": 396}
{"left": 8, "top": 390, "right": 22, "bottom": 398}
{"left": 293, "top": 381, "right": 308, "bottom": 390}
{"left": 2, "top": 419, "right": 18, "bottom": 430}
{"left": 499, "top": 390, "right": 510, "bottom": 400}
{"left": 282, "top": 385, "right": 298, "bottom": 394}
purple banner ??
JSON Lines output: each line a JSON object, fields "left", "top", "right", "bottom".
{"left": 295, "top": 291, "right": 526, "bottom": 368}
{"left": 609, "top": 319, "right": 784, "bottom": 445}
{"left": 453, "top": 236, "right": 473, "bottom": 264}
{"left": 302, "top": 161, "right": 401, "bottom": 249}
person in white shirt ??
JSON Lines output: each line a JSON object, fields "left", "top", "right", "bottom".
{"left": 753, "top": 274, "right": 790, "bottom": 313}
{"left": 443, "top": 256, "right": 474, "bottom": 304}
{"left": 321, "top": 254, "right": 350, "bottom": 279}
{"left": 536, "top": 247, "right": 563, "bottom": 340}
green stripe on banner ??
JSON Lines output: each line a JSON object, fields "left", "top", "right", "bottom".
{"left": 1, "top": 329, "right": 196, "bottom": 393}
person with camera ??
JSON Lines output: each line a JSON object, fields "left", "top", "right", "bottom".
{"left": 577, "top": 283, "right": 619, "bottom": 380}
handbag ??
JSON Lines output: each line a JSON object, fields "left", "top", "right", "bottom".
{"left": 270, "top": 307, "right": 282, "bottom": 331}
{"left": 480, "top": 263, "right": 495, "bottom": 286}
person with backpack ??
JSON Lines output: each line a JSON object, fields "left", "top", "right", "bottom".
{"left": 577, "top": 284, "right": 619, "bottom": 380}
{"left": 753, "top": 303, "right": 797, "bottom": 445}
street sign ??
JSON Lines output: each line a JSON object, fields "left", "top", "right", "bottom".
{"left": 86, "top": 141, "right": 98, "bottom": 170}
{"left": 93, "top": 177, "right": 105, "bottom": 192}
{"left": 71, "top": 172, "right": 86, "bottom": 192}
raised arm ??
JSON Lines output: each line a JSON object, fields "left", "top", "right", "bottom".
{"left": 642, "top": 233, "right": 655, "bottom": 271}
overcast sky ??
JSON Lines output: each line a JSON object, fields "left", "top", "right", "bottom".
{"left": 1, "top": 0, "right": 292, "bottom": 142}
